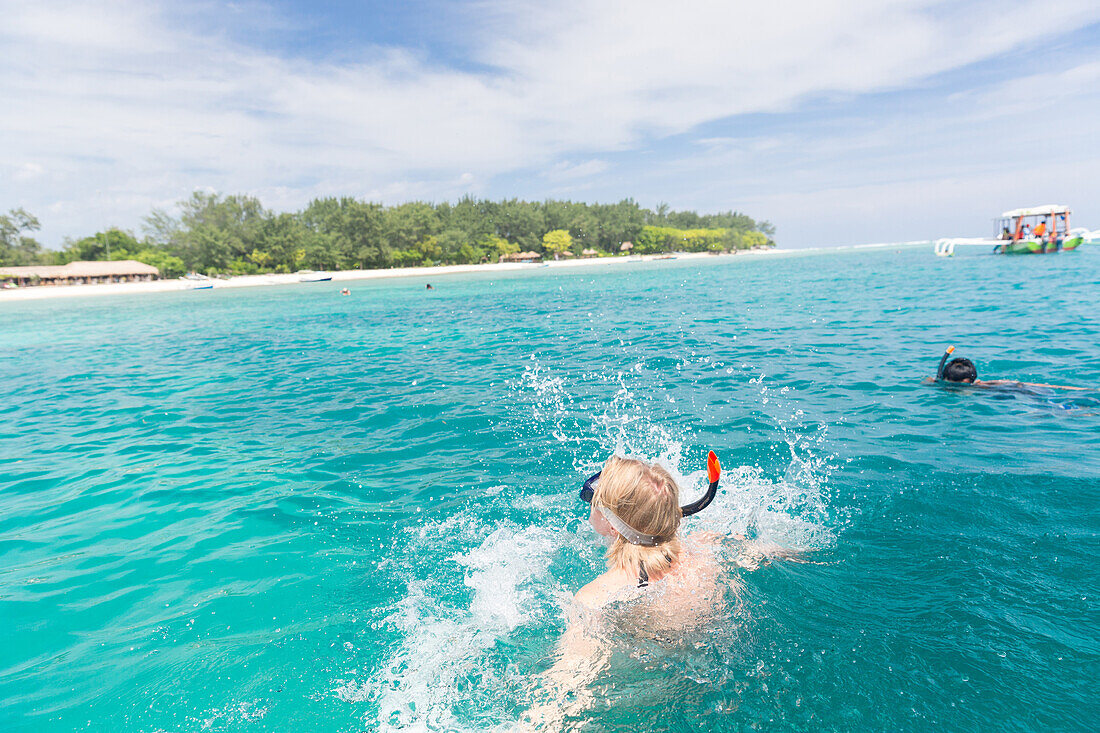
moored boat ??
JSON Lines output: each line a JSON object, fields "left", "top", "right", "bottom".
{"left": 935, "top": 205, "right": 1084, "bottom": 256}
{"left": 991, "top": 205, "right": 1082, "bottom": 255}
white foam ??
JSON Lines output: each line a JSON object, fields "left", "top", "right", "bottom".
{"left": 343, "top": 518, "right": 569, "bottom": 731}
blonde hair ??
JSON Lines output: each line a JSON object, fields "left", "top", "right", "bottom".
{"left": 593, "top": 456, "right": 683, "bottom": 580}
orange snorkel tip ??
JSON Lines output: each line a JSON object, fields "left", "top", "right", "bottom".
{"left": 936, "top": 344, "right": 957, "bottom": 381}
{"left": 706, "top": 450, "right": 721, "bottom": 483}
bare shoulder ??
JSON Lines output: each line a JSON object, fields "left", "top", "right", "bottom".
{"left": 574, "top": 570, "right": 630, "bottom": 608}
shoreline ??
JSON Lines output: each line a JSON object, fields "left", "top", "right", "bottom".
{"left": 0, "top": 249, "right": 792, "bottom": 302}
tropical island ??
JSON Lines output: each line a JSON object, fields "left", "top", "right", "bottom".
{"left": 0, "top": 194, "right": 774, "bottom": 283}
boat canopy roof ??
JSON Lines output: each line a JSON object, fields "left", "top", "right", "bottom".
{"left": 1000, "top": 204, "right": 1070, "bottom": 218}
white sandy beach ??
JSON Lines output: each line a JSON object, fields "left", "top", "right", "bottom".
{"left": 0, "top": 249, "right": 794, "bottom": 302}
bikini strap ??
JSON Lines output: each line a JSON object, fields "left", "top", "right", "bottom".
{"left": 638, "top": 552, "right": 674, "bottom": 588}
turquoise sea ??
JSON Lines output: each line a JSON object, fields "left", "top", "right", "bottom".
{"left": 2, "top": 247, "right": 1098, "bottom": 731}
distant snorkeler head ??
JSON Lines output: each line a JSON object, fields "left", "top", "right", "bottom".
{"left": 942, "top": 357, "right": 978, "bottom": 383}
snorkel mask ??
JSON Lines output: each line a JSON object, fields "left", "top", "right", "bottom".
{"left": 580, "top": 451, "right": 721, "bottom": 545}
{"left": 935, "top": 345, "right": 956, "bottom": 381}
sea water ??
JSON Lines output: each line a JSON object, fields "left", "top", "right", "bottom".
{"left": 2, "top": 247, "right": 1097, "bottom": 731}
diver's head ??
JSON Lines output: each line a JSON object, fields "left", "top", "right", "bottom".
{"left": 589, "top": 456, "right": 683, "bottom": 576}
{"left": 943, "top": 357, "right": 978, "bottom": 383}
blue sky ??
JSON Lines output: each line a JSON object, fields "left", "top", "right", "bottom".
{"left": 2, "top": 0, "right": 1099, "bottom": 248}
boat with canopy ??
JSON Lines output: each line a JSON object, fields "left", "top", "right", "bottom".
{"left": 934, "top": 205, "right": 1084, "bottom": 256}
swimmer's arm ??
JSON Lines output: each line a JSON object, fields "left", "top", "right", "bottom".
{"left": 1014, "top": 381, "right": 1087, "bottom": 391}
{"left": 523, "top": 583, "right": 614, "bottom": 729}
{"left": 688, "top": 531, "right": 805, "bottom": 569}
{"left": 731, "top": 536, "right": 806, "bottom": 570}
{"left": 979, "top": 379, "right": 1088, "bottom": 391}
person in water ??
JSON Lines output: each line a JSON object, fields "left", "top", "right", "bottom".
{"left": 524, "top": 453, "right": 798, "bottom": 728}
{"left": 575, "top": 455, "right": 711, "bottom": 604}
{"left": 933, "top": 347, "right": 1086, "bottom": 390}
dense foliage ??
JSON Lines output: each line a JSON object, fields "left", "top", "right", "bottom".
{"left": 0, "top": 208, "right": 46, "bottom": 266}
{"left": 1, "top": 196, "right": 774, "bottom": 276}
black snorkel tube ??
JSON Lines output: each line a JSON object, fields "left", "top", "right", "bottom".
{"left": 580, "top": 450, "right": 721, "bottom": 517}
{"left": 935, "top": 345, "right": 956, "bottom": 381}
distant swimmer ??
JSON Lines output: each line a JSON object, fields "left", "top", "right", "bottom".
{"left": 930, "top": 345, "right": 1087, "bottom": 391}
{"left": 525, "top": 452, "right": 801, "bottom": 727}
{"left": 426, "top": 283, "right": 434, "bottom": 290}
{"left": 340, "top": 287, "right": 350, "bottom": 296}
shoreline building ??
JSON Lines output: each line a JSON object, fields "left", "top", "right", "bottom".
{"left": 0, "top": 260, "right": 160, "bottom": 287}
{"left": 500, "top": 251, "right": 543, "bottom": 263}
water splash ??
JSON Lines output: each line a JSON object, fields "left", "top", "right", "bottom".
{"left": 344, "top": 358, "right": 837, "bottom": 729}
{"left": 339, "top": 513, "right": 574, "bottom": 731}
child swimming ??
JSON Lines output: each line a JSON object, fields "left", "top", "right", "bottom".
{"left": 574, "top": 455, "right": 717, "bottom": 606}
{"left": 523, "top": 453, "right": 799, "bottom": 729}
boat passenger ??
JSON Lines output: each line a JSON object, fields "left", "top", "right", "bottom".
{"left": 1021, "top": 223, "right": 1032, "bottom": 237}
{"left": 1033, "top": 220, "right": 1047, "bottom": 238}
{"left": 524, "top": 454, "right": 800, "bottom": 728}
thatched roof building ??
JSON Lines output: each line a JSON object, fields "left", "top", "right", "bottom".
{"left": 581, "top": 248, "right": 598, "bottom": 258}
{"left": 619, "top": 241, "right": 633, "bottom": 252}
{"left": 0, "top": 260, "right": 160, "bottom": 287}
{"left": 500, "top": 251, "right": 543, "bottom": 263}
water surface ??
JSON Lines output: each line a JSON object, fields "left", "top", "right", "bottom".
{"left": 2, "top": 247, "right": 1098, "bottom": 731}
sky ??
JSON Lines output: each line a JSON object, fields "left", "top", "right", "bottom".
{"left": 2, "top": 0, "right": 1099, "bottom": 249}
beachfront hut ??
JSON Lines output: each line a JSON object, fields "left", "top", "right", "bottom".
{"left": 0, "top": 260, "right": 160, "bottom": 287}
{"left": 500, "top": 251, "right": 543, "bottom": 263}
{"left": 619, "top": 241, "right": 633, "bottom": 252}
{"left": 581, "top": 248, "right": 598, "bottom": 258}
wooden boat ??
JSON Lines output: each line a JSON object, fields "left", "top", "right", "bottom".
{"left": 991, "top": 206, "right": 1082, "bottom": 254}
{"left": 935, "top": 205, "right": 1084, "bottom": 256}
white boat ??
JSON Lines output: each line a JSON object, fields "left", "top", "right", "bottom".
{"left": 935, "top": 205, "right": 1085, "bottom": 256}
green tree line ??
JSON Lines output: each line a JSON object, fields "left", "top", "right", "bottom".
{"left": 1, "top": 195, "right": 774, "bottom": 276}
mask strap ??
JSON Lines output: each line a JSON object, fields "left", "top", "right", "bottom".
{"left": 597, "top": 506, "right": 660, "bottom": 546}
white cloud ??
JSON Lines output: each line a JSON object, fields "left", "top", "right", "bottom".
{"left": 544, "top": 160, "right": 609, "bottom": 181}
{"left": 12, "top": 163, "right": 45, "bottom": 181}
{"left": 1, "top": 0, "right": 1099, "bottom": 245}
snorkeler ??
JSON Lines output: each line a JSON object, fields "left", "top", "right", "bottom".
{"left": 932, "top": 345, "right": 1086, "bottom": 391}
{"left": 572, "top": 452, "right": 721, "bottom": 601}
{"left": 523, "top": 452, "right": 800, "bottom": 729}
